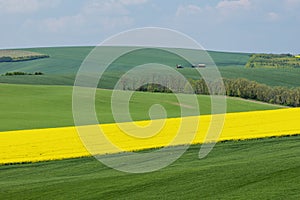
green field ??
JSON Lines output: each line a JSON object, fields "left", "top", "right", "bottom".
{"left": 1, "top": 47, "right": 300, "bottom": 88}
{"left": 0, "top": 47, "right": 90, "bottom": 74}
{"left": 0, "top": 46, "right": 299, "bottom": 199}
{"left": 0, "top": 47, "right": 249, "bottom": 74}
{"left": 0, "top": 135, "right": 299, "bottom": 199}
{"left": 0, "top": 83, "right": 281, "bottom": 132}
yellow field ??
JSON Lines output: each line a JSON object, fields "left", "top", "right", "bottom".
{"left": 1, "top": 108, "right": 300, "bottom": 164}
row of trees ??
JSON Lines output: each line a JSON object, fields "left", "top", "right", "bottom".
{"left": 189, "top": 78, "right": 300, "bottom": 107}
{"left": 246, "top": 53, "right": 300, "bottom": 68}
{"left": 2, "top": 71, "right": 44, "bottom": 76}
{"left": 0, "top": 55, "right": 49, "bottom": 62}
{"left": 127, "top": 76, "right": 300, "bottom": 107}
{"left": 117, "top": 73, "right": 190, "bottom": 94}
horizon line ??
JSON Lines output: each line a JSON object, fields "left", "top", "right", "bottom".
{"left": 0, "top": 44, "right": 297, "bottom": 55}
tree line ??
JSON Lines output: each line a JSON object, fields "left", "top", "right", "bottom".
{"left": 189, "top": 78, "right": 300, "bottom": 107}
{"left": 128, "top": 76, "right": 300, "bottom": 107}
{"left": 245, "top": 53, "right": 300, "bottom": 68}
{"left": 2, "top": 71, "right": 44, "bottom": 76}
{"left": 0, "top": 55, "right": 49, "bottom": 62}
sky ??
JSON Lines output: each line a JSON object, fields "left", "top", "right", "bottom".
{"left": 0, "top": 0, "right": 299, "bottom": 53}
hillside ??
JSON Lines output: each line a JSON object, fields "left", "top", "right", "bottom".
{"left": 0, "top": 83, "right": 281, "bottom": 132}
{"left": 0, "top": 47, "right": 299, "bottom": 200}
{"left": 1, "top": 135, "right": 299, "bottom": 199}
{"left": 0, "top": 47, "right": 249, "bottom": 74}
{"left": 0, "top": 46, "right": 300, "bottom": 88}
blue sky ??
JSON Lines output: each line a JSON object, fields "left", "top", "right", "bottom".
{"left": 0, "top": 0, "right": 299, "bottom": 53}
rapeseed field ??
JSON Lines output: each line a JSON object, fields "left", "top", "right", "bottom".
{"left": 1, "top": 108, "right": 299, "bottom": 164}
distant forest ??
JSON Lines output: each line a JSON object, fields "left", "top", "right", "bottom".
{"left": 245, "top": 53, "right": 300, "bottom": 68}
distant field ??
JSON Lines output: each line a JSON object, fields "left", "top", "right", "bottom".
{"left": 0, "top": 49, "right": 49, "bottom": 62}
{"left": 0, "top": 47, "right": 249, "bottom": 74}
{"left": 1, "top": 67, "right": 300, "bottom": 88}
{"left": 0, "top": 135, "right": 299, "bottom": 199}
{"left": 0, "top": 83, "right": 281, "bottom": 132}
{"left": 246, "top": 53, "right": 300, "bottom": 68}
{"left": 0, "top": 46, "right": 300, "bottom": 88}
{"left": 219, "top": 67, "right": 300, "bottom": 88}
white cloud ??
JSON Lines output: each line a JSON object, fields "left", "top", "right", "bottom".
{"left": 0, "top": 0, "right": 60, "bottom": 14}
{"left": 97, "top": 16, "right": 134, "bottom": 30}
{"left": 176, "top": 5, "right": 202, "bottom": 16}
{"left": 266, "top": 12, "right": 280, "bottom": 22}
{"left": 175, "top": 0, "right": 252, "bottom": 19}
{"left": 42, "top": 15, "right": 85, "bottom": 33}
{"left": 24, "top": 0, "right": 140, "bottom": 33}
{"left": 285, "top": 0, "right": 300, "bottom": 6}
{"left": 83, "top": 0, "right": 129, "bottom": 16}
{"left": 82, "top": 0, "right": 148, "bottom": 16}
{"left": 175, "top": 0, "right": 252, "bottom": 21}
{"left": 214, "top": 0, "right": 252, "bottom": 19}
{"left": 284, "top": 0, "right": 300, "bottom": 9}
{"left": 119, "top": 0, "right": 148, "bottom": 5}
{"left": 217, "top": 0, "right": 251, "bottom": 11}
{"left": 24, "top": 14, "right": 134, "bottom": 35}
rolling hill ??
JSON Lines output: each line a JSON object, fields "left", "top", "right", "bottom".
{"left": 0, "top": 46, "right": 300, "bottom": 88}
{"left": 0, "top": 83, "right": 281, "bottom": 132}
{"left": 0, "top": 46, "right": 299, "bottom": 199}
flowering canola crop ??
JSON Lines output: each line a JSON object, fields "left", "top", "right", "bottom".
{"left": 1, "top": 108, "right": 300, "bottom": 164}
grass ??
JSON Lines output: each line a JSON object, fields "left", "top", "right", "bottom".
{"left": 218, "top": 66, "right": 300, "bottom": 88}
{"left": 0, "top": 83, "right": 281, "bottom": 132}
{"left": 0, "top": 135, "right": 299, "bottom": 199}
{"left": 0, "top": 46, "right": 300, "bottom": 88}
